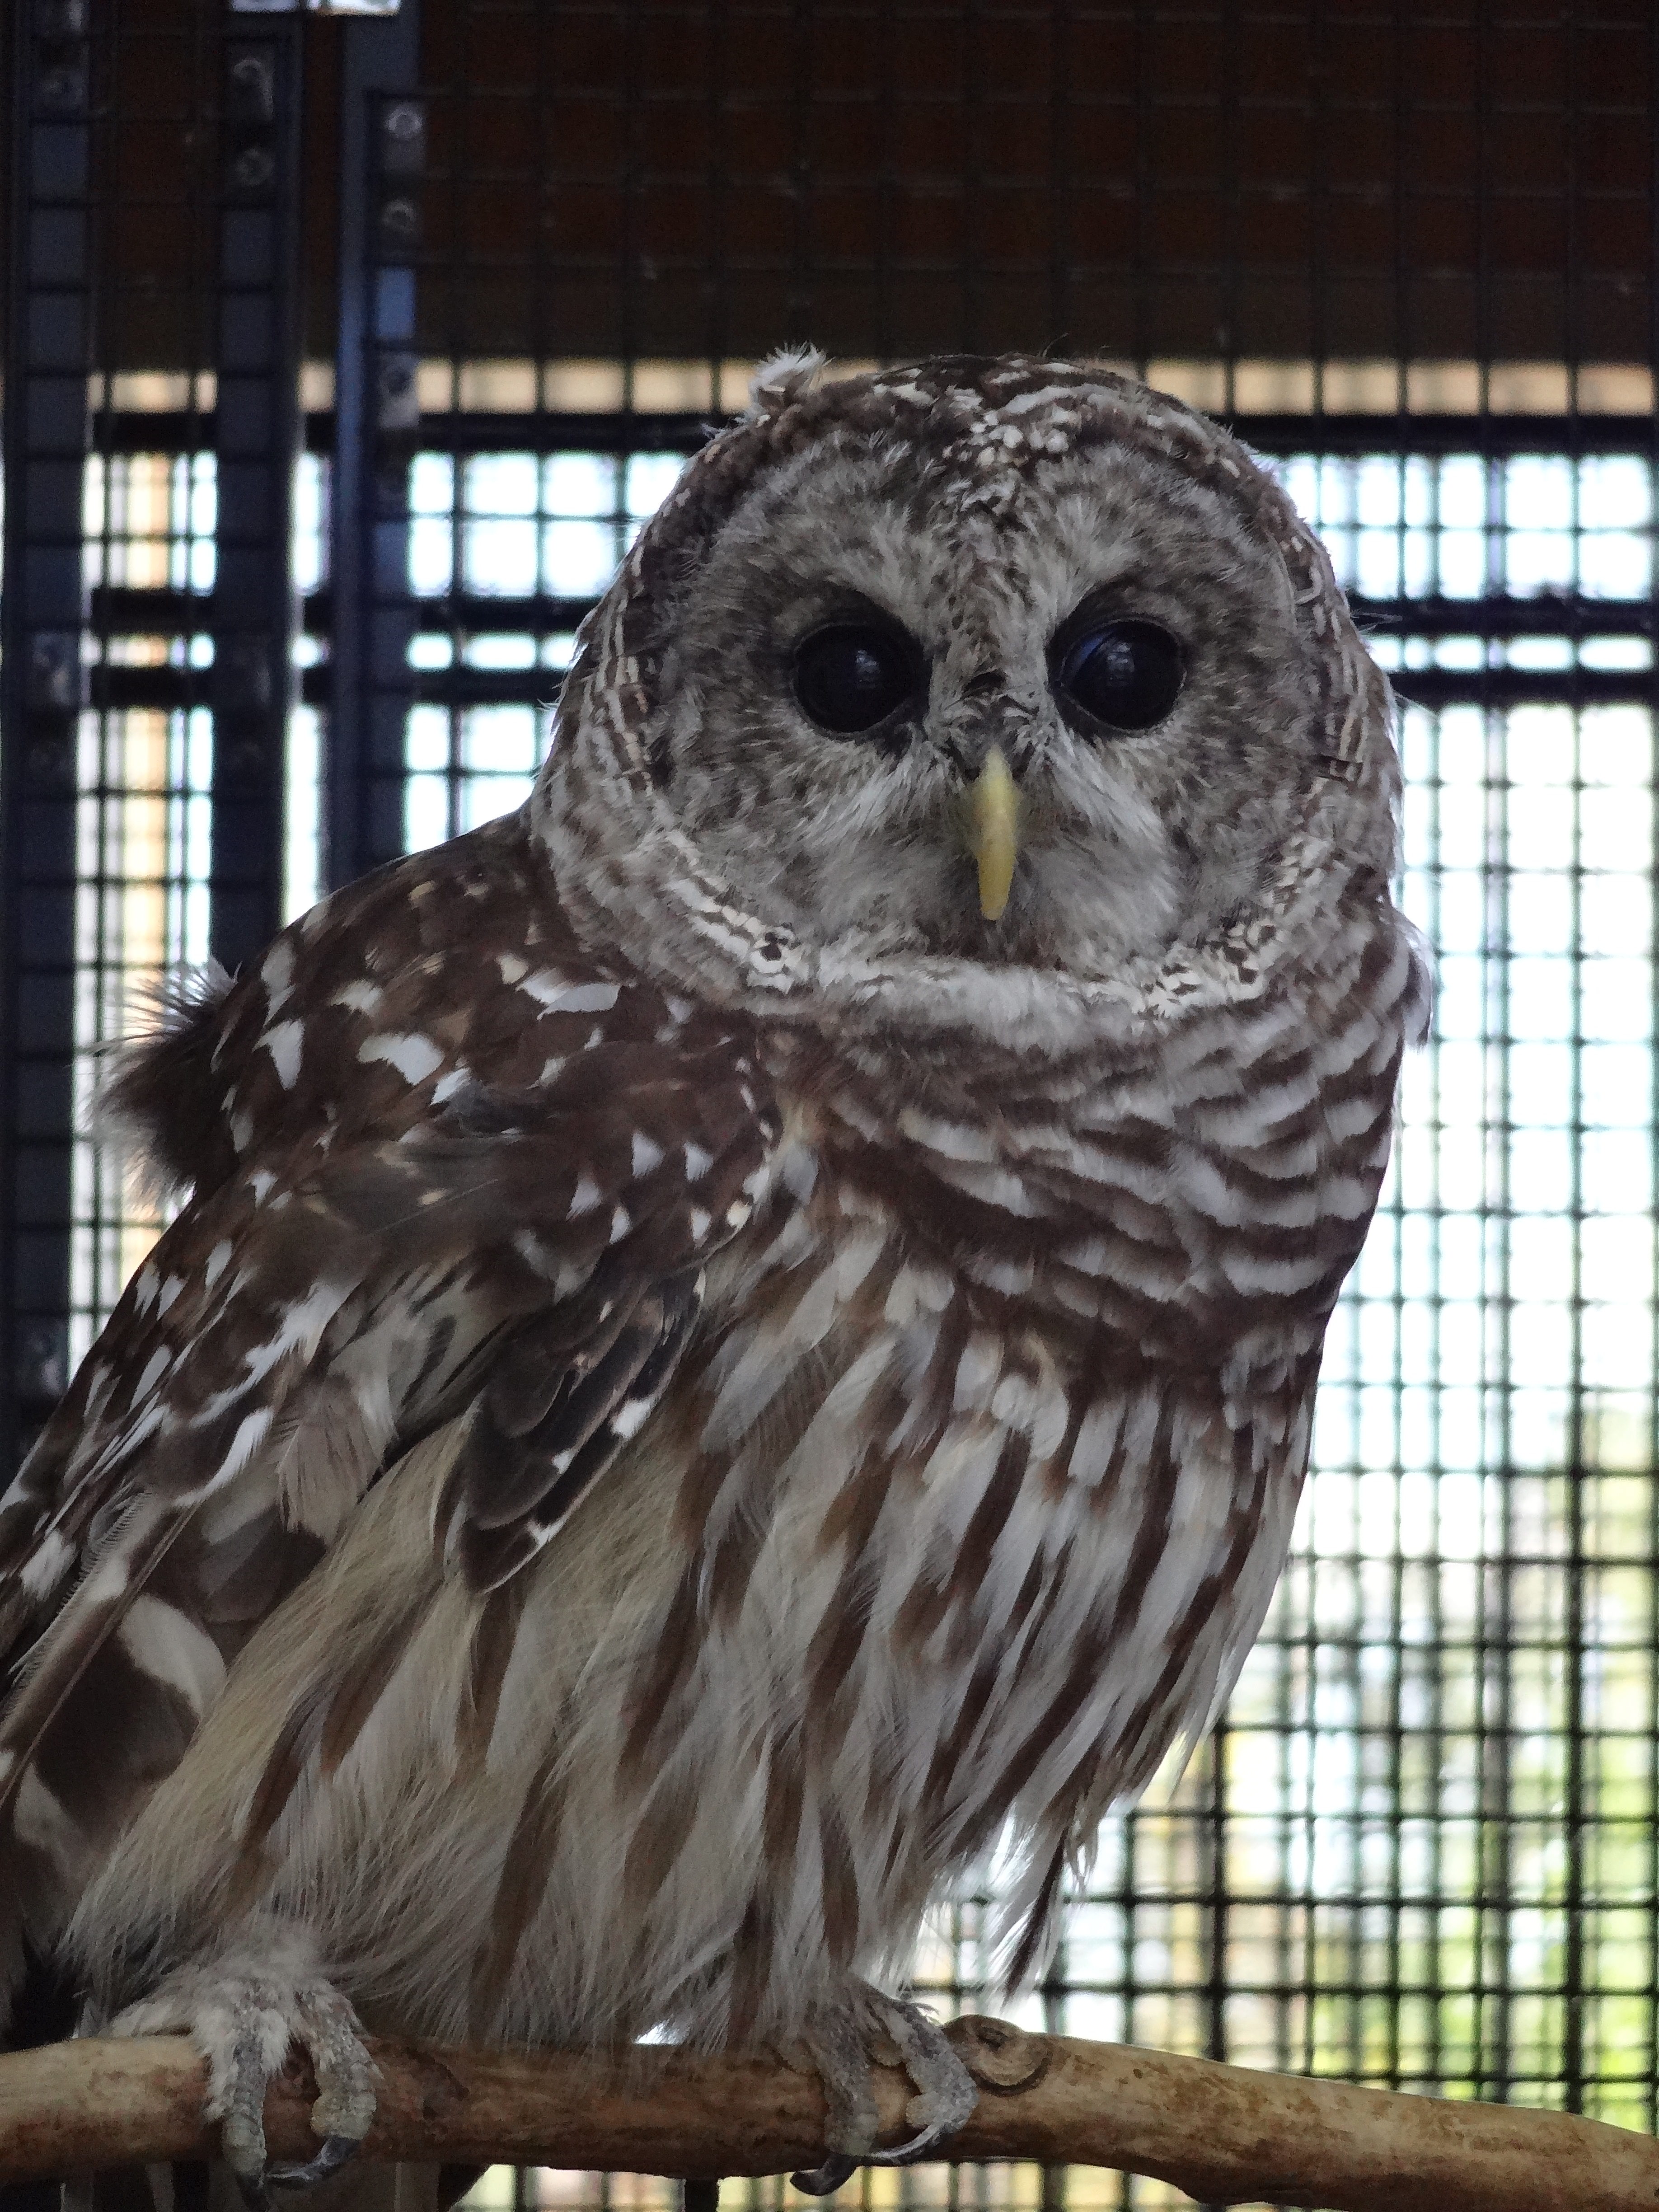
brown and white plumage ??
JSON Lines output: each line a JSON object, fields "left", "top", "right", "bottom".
{"left": 0, "top": 355, "right": 1428, "bottom": 2201}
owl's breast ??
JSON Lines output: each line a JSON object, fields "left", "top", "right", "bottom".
{"left": 576, "top": 957, "right": 1409, "bottom": 2011}
{"left": 641, "top": 1081, "right": 1315, "bottom": 1890}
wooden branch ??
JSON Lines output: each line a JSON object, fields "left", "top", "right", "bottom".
{"left": 2, "top": 2017, "right": 1655, "bottom": 2210}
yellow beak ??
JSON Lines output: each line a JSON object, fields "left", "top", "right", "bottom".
{"left": 967, "top": 745, "right": 1020, "bottom": 922}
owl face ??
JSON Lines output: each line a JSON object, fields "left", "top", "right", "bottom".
{"left": 649, "top": 434, "right": 1324, "bottom": 983}
{"left": 540, "top": 360, "right": 1396, "bottom": 1045}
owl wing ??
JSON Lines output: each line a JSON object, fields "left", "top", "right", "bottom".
{"left": 0, "top": 996, "right": 778, "bottom": 1947}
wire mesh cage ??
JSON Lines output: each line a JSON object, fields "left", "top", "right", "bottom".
{"left": 2, "top": 5, "right": 1657, "bottom": 2211}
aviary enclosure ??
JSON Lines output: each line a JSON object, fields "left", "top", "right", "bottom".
{"left": 0, "top": 3, "right": 1655, "bottom": 2208}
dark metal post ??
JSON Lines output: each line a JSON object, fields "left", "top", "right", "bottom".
{"left": 211, "top": 7, "right": 307, "bottom": 971}
{"left": 0, "top": 0, "right": 94, "bottom": 1470}
{"left": 327, "top": 1, "right": 422, "bottom": 890}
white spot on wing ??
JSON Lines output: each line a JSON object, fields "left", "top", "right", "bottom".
{"left": 358, "top": 1032, "right": 445, "bottom": 1086}
{"left": 609, "top": 1393, "right": 657, "bottom": 1442}
{"left": 520, "top": 975, "right": 619, "bottom": 1015}
{"left": 117, "top": 1593, "right": 228, "bottom": 1716}
{"left": 134, "top": 1345, "right": 172, "bottom": 1400}
{"left": 262, "top": 1018, "right": 305, "bottom": 1090}
{"left": 244, "top": 1281, "right": 351, "bottom": 1380}
{"left": 570, "top": 1173, "right": 602, "bottom": 1216}
{"left": 18, "top": 1527, "right": 73, "bottom": 1600}
{"left": 683, "top": 1142, "right": 713, "bottom": 1181}
{"left": 631, "top": 1133, "right": 664, "bottom": 1176}
{"left": 83, "top": 1543, "right": 135, "bottom": 1604}
{"left": 262, "top": 938, "right": 295, "bottom": 1014}
{"left": 212, "top": 1408, "right": 273, "bottom": 1487}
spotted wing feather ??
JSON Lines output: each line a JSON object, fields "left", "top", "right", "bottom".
{"left": 0, "top": 815, "right": 779, "bottom": 2016}
{"left": 447, "top": 1265, "right": 703, "bottom": 1588}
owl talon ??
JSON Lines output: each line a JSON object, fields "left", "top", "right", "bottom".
{"left": 860, "top": 1992, "right": 978, "bottom": 2164}
{"left": 790, "top": 1983, "right": 978, "bottom": 2194}
{"left": 105, "top": 1930, "right": 376, "bottom": 2201}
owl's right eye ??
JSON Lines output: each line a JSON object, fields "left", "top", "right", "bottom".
{"left": 792, "top": 625, "right": 920, "bottom": 736}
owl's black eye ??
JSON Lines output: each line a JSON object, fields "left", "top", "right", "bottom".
{"left": 1052, "top": 618, "right": 1184, "bottom": 733}
{"left": 792, "top": 625, "right": 919, "bottom": 736}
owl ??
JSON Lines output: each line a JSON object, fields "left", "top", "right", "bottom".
{"left": 0, "top": 355, "right": 1428, "bottom": 2210}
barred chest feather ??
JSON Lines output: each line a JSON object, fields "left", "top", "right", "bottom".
{"left": 592, "top": 930, "right": 1407, "bottom": 2037}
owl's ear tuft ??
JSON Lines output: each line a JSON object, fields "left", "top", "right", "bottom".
{"left": 748, "top": 346, "right": 829, "bottom": 417}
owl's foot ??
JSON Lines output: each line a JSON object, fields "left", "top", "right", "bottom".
{"left": 789, "top": 1983, "right": 978, "bottom": 2194}
{"left": 106, "top": 1927, "right": 377, "bottom": 2207}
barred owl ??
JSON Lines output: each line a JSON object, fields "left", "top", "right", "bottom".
{"left": 0, "top": 355, "right": 1427, "bottom": 2207}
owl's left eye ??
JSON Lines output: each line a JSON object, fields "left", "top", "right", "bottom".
{"left": 792, "top": 625, "right": 921, "bottom": 736}
{"left": 1051, "top": 617, "right": 1185, "bottom": 733}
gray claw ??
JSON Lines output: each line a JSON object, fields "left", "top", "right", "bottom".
{"left": 866, "top": 2123, "right": 961, "bottom": 2167}
{"left": 268, "top": 2132, "right": 363, "bottom": 2189}
{"left": 789, "top": 1983, "right": 979, "bottom": 2194}
{"left": 790, "top": 2154, "right": 859, "bottom": 2196}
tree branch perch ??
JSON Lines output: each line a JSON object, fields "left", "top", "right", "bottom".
{"left": 1, "top": 2018, "right": 1654, "bottom": 2210}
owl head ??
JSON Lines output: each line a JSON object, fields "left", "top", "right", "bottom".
{"left": 535, "top": 355, "right": 1401, "bottom": 1054}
